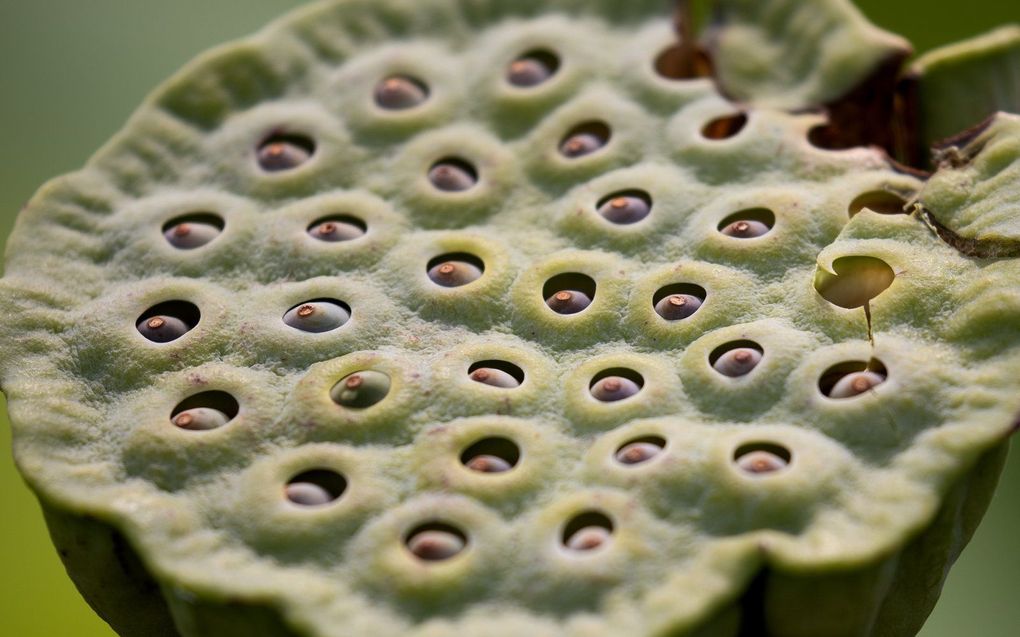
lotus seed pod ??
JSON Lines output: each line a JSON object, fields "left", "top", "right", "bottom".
{"left": 427, "top": 259, "right": 483, "bottom": 287}
{"left": 829, "top": 370, "right": 886, "bottom": 398}
{"left": 712, "top": 347, "right": 763, "bottom": 377}
{"left": 373, "top": 75, "right": 429, "bottom": 110}
{"left": 654, "top": 293, "right": 702, "bottom": 320}
{"left": 308, "top": 219, "right": 366, "bottom": 242}
{"left": 164, "top": 220, "right": 221, "bottom": 249}
{"left": 171, "top": 407, "right": 230, "bottom": 431}
{"left": 283, "top": 301, "right": 351, "bottom": 333}
{"left": 469, "top": 367, "right": 521, "bottom": 388}
{"left": 3, "top": 1, "right": 1020, "bottom": 636}
{"left": 406, "top": 527, "right": 466, "bottom": 561}
{"left": 590, "top": 376, "right": 642, "bottom": 402}
{"left": 330, "top": 371, "right": 391, "bottom": 408}
{"left": 136, "top": 314, "right": 190, "bottom": 343}
{"left": 597, "top": 193, "right": 651, "bottom": 224}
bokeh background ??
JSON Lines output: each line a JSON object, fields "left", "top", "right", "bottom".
{"left": 0, "top": 1, "right": 1016, "bottom": 635}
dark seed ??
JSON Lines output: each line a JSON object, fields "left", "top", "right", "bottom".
{"left": 469, "top": 368, "right": 521, "bottom": 388}
{"left": 560, "top": 133, "right": 604, "bottom": 158}
{"left": 428, "top": 260, "right": 483, "bottom": 287}
{"left": 654, "top": 294, "right": 702, "bottom": 320}
{"left": 257, "top": 136, "right": 314, "bottom": 172}
{"left": 284, "top": 482, "right": 334, "bottom": 506}
{"left": 172, "top": 407, "right": 230, "bottom": 431}
{"left": 137, "top": 315, "right": 190, "bottom": 343}
{"left": 428, "top": 161, "right": 477, "bottom": 192}
{"left": 828, "top": 370, "right": 885, "bottom": 398}
{"left": 590, "top": 376, "right": 641, "bottom": 402}
{"left": 464, "top": 454, "right": 513, "bottom": 473}
{"left": 283, "top": 301, "right": 350, "bottom": 333}
{"left": 614, "top": 441, "right": 663, "bottom": 465}
{"left": 164, "top": 222, "right": 221, "bottom": 249}
{"left": 545, "top": 290, "right": 592, "bottom": 314}
{"left": 721, "top": 220, "right": 770, "bottom": 238}
{"left": 565, "top": 526, "right": 611, "bottom": 551}
{"left": 308, "top": 220, "right": 365, "bottom": 242}
{"left": 507, "top": 53, "right": 557, "bottom": 87}
{"left": 330, "top": 370, "right": 391, "bottom": 408}
{"left": 736, "top": 450, "right": 788, "bottom": 474}
{"left": 374, "top": 75, "right": 429, "bottom": 110}
{"left": 712, "top": 348, "right": 763, "bottom": 377}
{"left": 598, "top": 194, "right": 651, "bottom": 224}
{"left": 406, "top": 529, "right": 465, "bottom": 561}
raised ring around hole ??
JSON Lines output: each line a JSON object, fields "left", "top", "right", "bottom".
{"left": 589, "top": 367, "right": 644, "bottom": 402}
{"left": 460, "top": 437, "right": 521, "bottom": 473}
{"left": 717, "top": 208, "right": 774, "bottom": 238}
{"left": 285, "top": 469, "right": 348, "bottom": 506}
{"left": 734, "top": 442, "right": 791, "bottom": 474}
{"left": 170, "top": 390, "right": 239, "bottom": 431}
{"left": 428, "top": 158, "right": 478, "bottom": 192}
{"left": 307, "top": 215, "right": 367, "bottom": 242}
{"left": 614, "top": 435, "right": 666, "bottom": 465}
{"left": 562, "top": 511, "right": 614, "bottom": 552}
{"left": 257, "top": 133, "right": 316, "bottom": 172}
{"left": 559, "top": 121, "right": 611, "bottom": 159}
{"left": 405, "top": 522, "right": 468, "bottom": 561}
{"left": 848, "top": 191, "right": 908, "bottom": 217}
{"left": 162, "top": 213, "right": 224, "bottom": 249}
{"left": 709, "top": 340, "right": 764, "bottom": 378}
{"left": 136, "top": 300, "right": 201, "bottom": 343}
{"left": 467, "top": 360, "right": 525, "bottom": 388}
{"left": 652, "top": 283, "right": 705, "bottom": 321}
{"left": 427, "top": 252, "right": 485, "bottom": 288}
{"left": 819, "top": 359, "right": 887, "bottom": 398}
{"left": 701, "top": 113, "right": 747, "bottom": 140}
{"left": 543, "top": 272, "right": 597, "bottom": 315}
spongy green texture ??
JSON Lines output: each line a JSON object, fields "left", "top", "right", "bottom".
{"left": 0, "top": 1, "right": 1018, "bottom": 636}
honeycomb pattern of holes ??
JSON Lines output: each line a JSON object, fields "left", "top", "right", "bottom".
{"left": 136, "top": 300, "right": 201, "bottom": 343}
{"left": 814, "top": 255, "right": 896, "bottom": 309}
{"left": 733, "top": 442, "right": 792, "bottom": 475}
{"left": 256, "top": 132, "right": 316, "bottom": 172}
{"left": 653, "top": 43, "right": 713, "bottom": 81}
{"left": 701, "top": 112, "right": 749, "bottom": 140}
{"left": 819, "top": 358, "right": 889, "bottom": 399}
{"left": 467, "top": 360, "right": 525, "bottom": 388}
{"left": 162, "top": 212, "right": 225, "bottom": 249}
{"left": 652, "top": 283, "right": 706, "bottom": 321}
{"left": 373, "top": 74, "right": 430, "bottom": 110}
{"left": 848, "top": 190, "right": 909, "bottom": 217}
{"left": 709, "top": 340, "right": 765, "bottom": 378}
{"left": 561, "top": 511, "right": 614, "bottom": 553}
{"left": 459, "top": 437, "right": 521, "bottom": 474}
{"left": 306, "top": 215, "right": 367, "bottom": 243}
{"left": 330, "top": 370, "right": 391, "bottom": 409}
{"left": 614, "top": 435, "right": 667, "bottom": 466}
{"left": 717, "top": 207, "right": 775, "bottom": 238}
{"left": 170, "top": 390, "right": 239, "bottom": 431}
{"left": 282, "top": 299, "right": 352, "bottom": 333}
{"left": 506, "top": 49, "right": 560, "bottom": 88}
{"left": 427, "top": 157, "right": 479, "bottom": 192}
{"left": 426, "top": 252, "right": 486, "bottom": 288}
{"left": 543, "top": 272, "right": 597, "bottom": 315}
{"left": 559, "top": 121, "right": 611, "bottom": 159}
{"left": 284, "top": 469, "right": 348, "bottom": 506}
{"left": 589, "top": 367, "right": 645, "bottom": 403}
{"left": 596, "top": 190, "right": 652, "bottom": 225}
{"left": 405, "top": 522, "right": 468, "bottom": 562}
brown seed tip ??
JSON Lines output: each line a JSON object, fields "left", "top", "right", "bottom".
{"left": 175, "top": 413, "right": 193, "bottom": 427}
{"left": 438, "top": 263, "right": 456, "bottom": 275}
{"left": 668, "top": 295, "right": 687, "bottom": 307}
{"left": 345, "top": 374, "right": 364, "bottom": 389}
{"left": 555, "top": 291, "right": 573, "bottom": 302}
{"left": 602, "top": 379, "right": 621, "bottom": 392}
{"left": 733, "top": 350, "right": 752, "bottom": 364}
{"left": 319, "top": 222, "right": 336, "bottom": 235}
{"left": 147, "top": 317, "right": 166, "bottom": 329}
{"left": 610, "top": 197, "right": 628, "bottom": 209}
{"left": 471, "top": 369, "right": 490, "bottom": 382}
{"left": 851, "top": 376, "right": 872, "bottom": 393}
{"left": 264, "top": 143, "right": 286, "bottom": 157}
{"left": 173, "top": 224, "right": 191, "bottom": 237}
{"left": 297, "top": 305, "right": 315, "bottom": 318}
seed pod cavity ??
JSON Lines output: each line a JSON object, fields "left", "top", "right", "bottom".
{"left": 330, "top": 370, "right": 391, "bottom": 408}
{"left": 285, "top": 469, "right": 348, "bottom": 506}
{"left": 405, "top": 523, "right": 467, "bottom": 561}
{"left": 543, "top": 272, "right": 596, "bottom": 315}
{"left": 597, "top": 191, "right": 651, "bottom": 225}
{"left": 819, "top": 360, "right": 888, "bottom": 398}
{"left": 614, "top": 436, "right": 666, "bottom": 465}
{"left": 136, "top": 301, "right": 200, "bottom": 343}
{"left": 374, "top": 75, "right": 429, "bottom": 110}
{"left": 307, "top": 216, "right": 366, "bottom": 242}
{"left": 427, "top": 253, "right": 485, "bottom": 287}
{"left": 562, "top": 511, "right": 614, "bottom": 552}
{"left": 170, "top": 391, "right": 239, "bottom": 432}
{"left": 710, "top": 341, "right": 764, "bottom": 377}
{"left": 589, "top": 369, "right": 644, "bottom": 402}
{"left": 283, "top": 300, "right": 351, "bottom": 333}
{"left": 163, "top": 213, "right": 224, "bottom": 249}
{"left": 460, "top": 437, "right": 520, "bottom": 473}
{"left": 468, "top": 360, "right": 524, "bottom": 388}
{"left": 507, "top": 50, "right": 559, "bottom": 87}
{"left": 428, "top": 158, "right": 478, "bottom": 192}
{"left": 653, "top": 284, "right": 705, "bottom": 321}
{"left": 734, "top": 443, "right": 791, "bottom": 474}
{"left": 559, "top": 122, "right": 611, "bottom": 158}
{"left": 257, "top": 133, "right": 315, "bottom": 172}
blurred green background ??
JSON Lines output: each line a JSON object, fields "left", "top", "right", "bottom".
{"left": 0, "top": 1, "right": 1016, "bottom": 635}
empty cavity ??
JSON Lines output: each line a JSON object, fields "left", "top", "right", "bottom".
{"left": 307, "top": 215, "right": 367, "bottom": 242}
{"left": 162, "top": 213, "right": 224, "bottom": 249}
{"left": 507, "top": 49, "right": 560, "bottom": 87}
{"left": 709, "top": 341, "right": 764, "bottom": 378}
{"left": 734, "top": 442, "right": 791, "bottom": 474}
{"left": 848, "top": 191, "right": 908, "bottom": 217}
{"left": 543, "top": 272, "right": 597, "bottom": 315}
{"left": 718, "top": 208, "right": 774, "bottom": 238}
{"left": 136, "top": 300, "right": 200, "bottom": 343}
{"left": 468, "top": 360, "right": 524, "bottom": 388}
{"left": 428, "top": 158, "right": 478, "bottom": 192}
{"left": 701, "top": 113, "right": 748, "bottom": 140}
{"left": 614, "top": 436, "right": 666, "bottom": 465}
{"left": 652, "top": 283, "right": 705, "bottom": 321}
{"left": 814, "top": 256, "right": 895, "bottom": 309}
{"left": 257, "top": 133, "right": 315, "bottom": 172}
{"left": 405, "top": 522, "right": 467, "bottom": 561}
{"left": 589, "top": 368, "right": 644, "bottom": 402}
{"left": 330, "top": 370, "right": 391, "bottom": 408}
{"left": 426, "top": 253, "right": 485, "bottom": 288}
{"left": 597, "top": 190, "right": 652, "bottom": 225}
{"left": 460, "top": 437, "right": 520, "bottom": 473}
{"left": 170, "top": 391, "right": 239, "bottom": 431}
{"left": 654, "top": 44, "right": 712, "bottom": 80}
{"left": 285, "top": 469, "right": 348, "bottom": 506}
{"left": 819, "top": 359, "right": 887, "bottom": 398}
{"left": 562, "top": 511, "right": 614, "bottom": 552}
{"left": 374, "top": 75, "right": 429, "bottom": 110}
{"left": 283, "top": 299, "right": 351, "bottom": 333}
{"left": 559, "top": 121, "right": 611, "bottom": 159}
